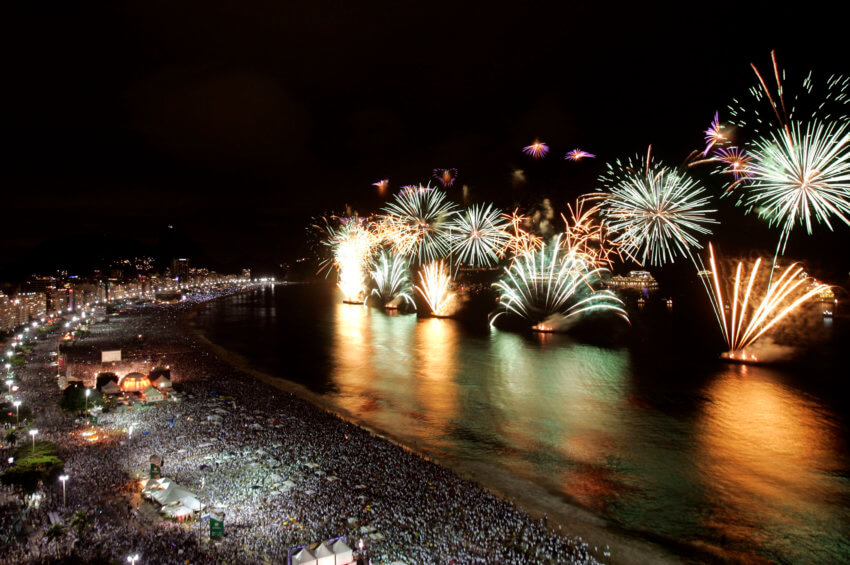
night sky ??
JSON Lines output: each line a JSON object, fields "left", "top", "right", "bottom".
{"left": 3, "top": 2, "right": 849, "bottom": 278}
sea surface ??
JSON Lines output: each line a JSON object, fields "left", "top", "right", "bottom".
{"left": 194, "top": 283, "right": 850, "bottom": 563}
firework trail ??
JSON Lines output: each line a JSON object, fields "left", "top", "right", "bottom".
{"left": 728, "top": 50, "right": 850, "bottom": 137}
{"left": 433, "top": 168, "right": 458, "bottom": 188}
{"left": 370, "top": 250, "right": 415, "bottom": 309}
{"left": 596, "top": 146, "right": 718, "bottom": 266}
{"left": 523, "top": 140, "right": 550, "bottom": 159}
{"left": 447, "top": 203, "right": 510, "bottom": 268}
{"left": 379, "top": 184, "right": 458, "bottom": 265}
{"left": 565, "top": 149, "right": 596, "bottom": 161}
{"left": 492, "top": 234, "right": 628, "bottom": 331}
{"left": 416, "top": 260, "right": 455, "bottom": 316}
{"left": 705, "top": 243, "right": 830, "bottom": 361}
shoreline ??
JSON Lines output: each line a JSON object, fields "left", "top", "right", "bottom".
{"left": 181, "top": 291, "right": 686, "bottom": 565}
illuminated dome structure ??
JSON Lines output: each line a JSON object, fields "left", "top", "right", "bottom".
{"left": 120, "top": 372, "right": 151, "bottom": 392}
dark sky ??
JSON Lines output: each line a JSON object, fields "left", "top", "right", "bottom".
{"left": 3, "top": 2, "right": 849, "bottom": 277}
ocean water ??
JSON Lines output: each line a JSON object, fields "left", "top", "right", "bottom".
{"left": 194, "top": 283, "right": 850, "bottom": 563}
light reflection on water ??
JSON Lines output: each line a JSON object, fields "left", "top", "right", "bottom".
{"left": 197, "top": 286, "right": 850, "bottom": 563}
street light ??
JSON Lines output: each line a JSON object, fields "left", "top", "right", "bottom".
{"left": 29, "top": 429, "right": 38, "bottom": 450}
{"left": 85, "top": 388, "right": 91, "bottom": 414}
{"left": 59, "top": 474, "right": 69, "bottom": 506}
{"left": 5, "top": 379, "right": 12, "bottom": 394}
{"left": 13, "top": 400, "right": 21, "bottom": 425}
{"left": 127, "top": 554, "right": 140, "bottom": 565}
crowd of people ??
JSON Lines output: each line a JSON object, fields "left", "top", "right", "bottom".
{"left": 0, "top": 287, "right": 606, "bottom": 564}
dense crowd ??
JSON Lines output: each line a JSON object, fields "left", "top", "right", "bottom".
{"left": 0, "top": 287, "right": 605, "bottom": 564}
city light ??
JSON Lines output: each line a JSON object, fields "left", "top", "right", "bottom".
{"left": 59, "top": 474, "right": 69, "bottom": 506}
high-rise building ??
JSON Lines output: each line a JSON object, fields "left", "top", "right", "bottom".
{"left": 17, "top": 292, "right": 47, "bottom": 321}
{"left": 171, "top": 258, "right": 190, "bottom": 281}
{"left": 0, "top": 291, "right": 14, "bottom": 333}
{"left": 47, "top": 288, "right": 72, "bottom": 314}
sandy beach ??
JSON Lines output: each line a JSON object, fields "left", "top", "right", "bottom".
{"left": 181, "top": 292, "right": 688, "bottom": 565}
{"left": 5, "top": 289, "right": 628, "bottom": 564}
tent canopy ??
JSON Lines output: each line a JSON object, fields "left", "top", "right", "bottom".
{"left": 153, "top": 375, "right": 173, "bottom": 389}
{"left": 293, "top": 548, "right": 317, "bottom": 565}
{"left": 142, "top": 385, "right": 164, "bottom": 402}
{"left": 315, "top": 543, "right": 335, "bottom": 565}
{"left": 331, "top": 539, "right": 353, "bottom": 565}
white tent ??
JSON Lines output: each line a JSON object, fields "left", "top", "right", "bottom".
{"left": 142, "top": 385, "right": 165, "bottom": 403}
{"left": 153, "top": 375, "right": 172, "bottom": 390}
{"left": 142, "top": 477, "right": 172, "bottom": 498}
{"left": 148, "top": 481, "right": 200, "bottom": 511}
{"left": 293, "top": 548, "right": 317, "bottom": 565}
{"left": 314, "top": 543, "right": 335, "bottom": 565}
{"left": 331, "top": 540, "right": 354, "bottom": 565}
{"left": 101, "top": 381, "right": 121, "bottom": 395}
{"left": 161, "top": 504, "right": 193, "bottom": 518}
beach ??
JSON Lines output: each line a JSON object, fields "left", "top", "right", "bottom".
{"left": 3, "top": 288, "right": 625, "bottom": 564}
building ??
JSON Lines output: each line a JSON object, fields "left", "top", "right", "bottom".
{"left": 171, "top": 258, "right": 190, "bottom": 282}
{"left": 0, "top": 291, "right": 15, "bottom": 333}
{"left": 609, "top": 270, "right": 659, "bottom": 288}
{"left": 17, "top": 292, "right": 47, "bottom": 321}
{"left": 47, "top": 288, "right": 72, "bottom": 314}
{"left": 0, "top": 291, "right": 47, "bottom": 332}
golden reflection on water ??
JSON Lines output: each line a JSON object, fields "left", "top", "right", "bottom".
{"left": 333, "top": 302, "right": 373, "bottom": 381}
{"left": 412, "top": 318, "right": 459, "bottom": 443}
{"left": 331, "top": 305, "right": 461, "bottom": 447}
{"left": 696, "top": 365, "right": 845, "bottom": 551}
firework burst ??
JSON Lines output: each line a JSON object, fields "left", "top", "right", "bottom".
{"left": 416, "top": 260, "right": 455, "bottom": 316}
{"left": 447, "top": 203, "right": 510, "bottom": 268}
{"left": 703, "top": 112, "right": 727, "bottom": 156}
{"left": 501, "top": 210, "right": 544, "bottom": 258}
{"left": 724, "top": 51, "right": 850, "bottom": 253}
{"left": 492, "top": 234, "right": 628, "bottom": 331}
{"left": 596, "top": 146, "right": 718, "bottom": 266}
{"left": 379, "top": 184, "right": 458, "bottom": 265}
{"left": 733, "top": 120, "right": 850, "bottom": 251}
{"left": 370, "top": 250, "right": 415, "bottom": 309}
{"left": 372, "top": 179, "right": 389, "bottom": 195}
{"left": 565, "top": 149, "right": 596, "bottom": 161}
{"left": 322, "top": 218, "right": 379, "bottom": 303}
{"left": 714, "top": 146, "right": 751, "bottom": 180}
{"left": 705, "top": 243, "right": 830, "bottom": 360}
{"left": 433, "top": 168, "right": 458, "bottom": 188}
{"left": 560, "top": 197, "right": 631, "bottom": 268}
{"left": 523, "top": 140, "right": 550, "bottom": 159}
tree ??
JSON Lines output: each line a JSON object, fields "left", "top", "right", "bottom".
{"left": 70, "top": 510, "right": 90, "bottom": 538}
{"left": 60, "top": 384, "right": 104, "bottom": 413}
{"left": 44, "top": 521, "right": 66, "bottom": 547}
